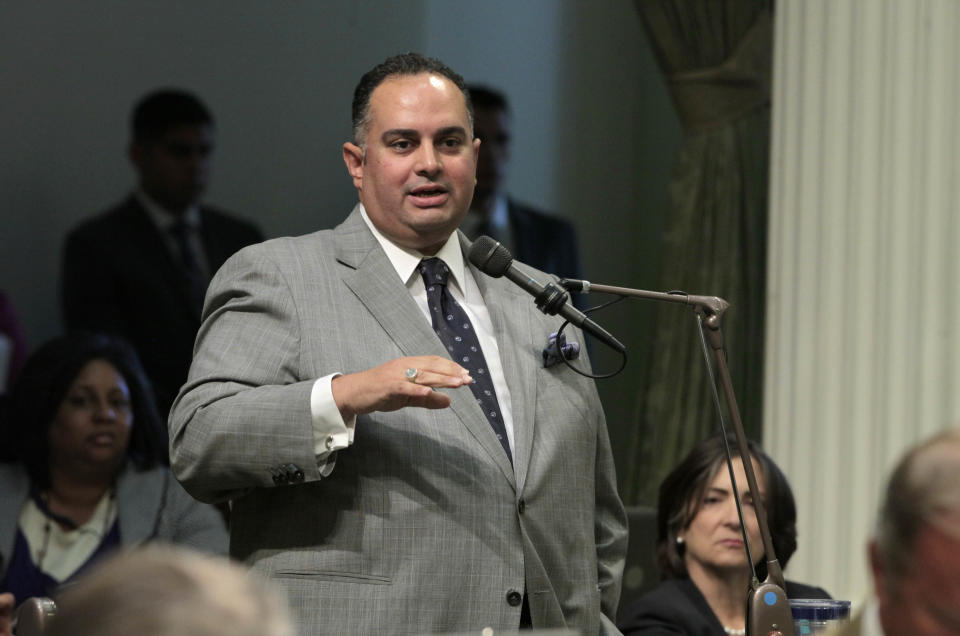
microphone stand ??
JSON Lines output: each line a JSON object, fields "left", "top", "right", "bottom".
{"left": 562, "top": 280, "right": 794, "bottom": 636}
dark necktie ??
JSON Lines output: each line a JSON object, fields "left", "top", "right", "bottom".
{"left": 169, "top": 220, "right": 206, "bottom": 316}
{"left": 419, "top": 258, "right": 512, "bottom": 463}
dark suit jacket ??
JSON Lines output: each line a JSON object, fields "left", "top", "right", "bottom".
{"left": 618, "top": 577, "right": 832, "bottom": 635}
{"left": 508, "top": 199, "right": 582, "bottom": 281}
{"left": 61, "top": 195, "right": 263, "bottom": 417}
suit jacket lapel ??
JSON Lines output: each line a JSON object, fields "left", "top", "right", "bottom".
{"left": 336, "top": 214, "right": 440, "bottom": 360}
{"left": 114, "top": 463, "right": 166, "bottom": 545}
{"left": 463, "top": 233, "right": 538, "bottom": 493}
{"left": 121, "top": 197, "right": 201, "bottom": 322}
{"left": 0, "top": 465, "right": 29, "bottom": 567}
{"left": 335, "top": 209, "right": 517, "bottom": 488}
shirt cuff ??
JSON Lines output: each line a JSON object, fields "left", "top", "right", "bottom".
{"left": 310, "top": 374, "right": 356, "bottom": 473}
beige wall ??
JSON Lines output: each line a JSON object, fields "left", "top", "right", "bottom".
{"left": 766, "top": 0, "right": 960, "bottom": 603}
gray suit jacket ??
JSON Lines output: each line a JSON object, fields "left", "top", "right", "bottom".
{"left": 169, "top": 206, "right": 628, "bottom": 635}
{"left": 0, "top": 461, "right": 227, "bottom": 582}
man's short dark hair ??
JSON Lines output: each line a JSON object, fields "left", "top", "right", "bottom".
{"left": 874, "top": 429, "right": 960, "bottom": 582}
{"left": 351, "top": 52, "right": 472, "bottom": 146}
{"left": 467, "top": 84, "right": 510, "bottom": 115}
{"left": 132, "top": 89, "right": 213, "bottom": 144}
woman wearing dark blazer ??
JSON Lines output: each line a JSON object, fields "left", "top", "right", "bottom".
{"left": 618, "top": 435, "right": 829, "bottom": 635}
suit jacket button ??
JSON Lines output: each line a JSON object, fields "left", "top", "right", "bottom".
{"left": 506, "top": 589, "right": 522, "bottom": 606}
{"left": 517, "top": 498, "right": 526, "bottom": 514}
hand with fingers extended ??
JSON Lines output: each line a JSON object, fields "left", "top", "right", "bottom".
{"left": 332, "top": 355, "right": 473, "bottom": 420}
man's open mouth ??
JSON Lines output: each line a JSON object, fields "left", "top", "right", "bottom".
{"left": 410, "top": 185, "right": 448, "bottom": 199}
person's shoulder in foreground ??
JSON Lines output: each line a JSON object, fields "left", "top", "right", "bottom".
{"left": 44, "top": 545, "right": 294, "bottom": 636}
{"left": 844, "top": 429, "right": 960, "bottom": 636}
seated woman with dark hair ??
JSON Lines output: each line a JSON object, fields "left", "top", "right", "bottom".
{"left": 618, "top": 434, "right": 829, "bottom": 635}
{"left": 0, "top": 333, "right": 227, "bottom": 604}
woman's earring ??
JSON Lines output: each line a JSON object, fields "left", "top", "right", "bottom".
{"left": 676, "top": 536, "right": 684, "bottom": 545}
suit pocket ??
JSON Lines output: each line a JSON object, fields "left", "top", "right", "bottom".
{"left": 273, "top": 569, "right": 390, "bottom": 584}
{"left": 539, "top": 365, "right": 594, "bottom": 425}
{"left": 231, "top": 450, "right": 391, "bottom": 580}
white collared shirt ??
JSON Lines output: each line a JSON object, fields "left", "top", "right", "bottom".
{"left": 136, "top": 190, "right": 210, "bottom": 279}
{"left": 19, "top": 491, "right": 117, "bottom": 582}
{"left": 308, "top": 204, "right": 516, "bottom": 472}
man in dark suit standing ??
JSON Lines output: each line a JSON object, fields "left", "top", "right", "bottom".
{"left": 461, "top": 85, "right": 582, "bottom": 282}
{"left": 61, "top": 89, "right": 263, "bottom": 418}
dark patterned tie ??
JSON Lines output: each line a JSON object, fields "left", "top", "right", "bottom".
{"left": 419, "top": 257, "right": 512, "bottom": 463}
{"left": 169, "top": 220, "right": 206, "bottom": 316}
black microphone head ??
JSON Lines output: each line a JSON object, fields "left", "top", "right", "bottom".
{"left": 467, "top": 235, "right": 514, "bottom": 278}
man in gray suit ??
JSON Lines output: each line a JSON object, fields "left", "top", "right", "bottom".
{"left": 169, "top": 53, "right": 627, "bottom": 635}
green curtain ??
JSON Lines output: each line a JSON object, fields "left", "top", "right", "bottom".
{"left": 624, "top": 0, "right": 773, "bottom": 504}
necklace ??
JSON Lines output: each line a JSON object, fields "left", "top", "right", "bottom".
{"left": 723, "top": 627, "right": 746, "bottom": 636}
{"left": 36, "top": 489, "right": 116, "bottom": 571}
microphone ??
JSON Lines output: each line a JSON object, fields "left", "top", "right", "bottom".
{"left": 467, "top": 236, "right": 626, "bottom": 353}
{"left": 543, "top": 269, "right": 795, "bottom": 634}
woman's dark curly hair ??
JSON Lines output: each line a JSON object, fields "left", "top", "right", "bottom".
{"left": 2, "top": 332, "right": 168, "bottom": 488}
{"left": 655, "top": 434, "right": 798, "bottom": 582}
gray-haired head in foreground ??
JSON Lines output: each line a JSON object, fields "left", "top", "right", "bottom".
{"left": 351, "top": 52, "right": 473, "bottom": 147}
{"left": 873, "top": 428, "right": 960, "bottom": 581}
{"left": 45, "top": 546, "right": 294, "bottom": 636}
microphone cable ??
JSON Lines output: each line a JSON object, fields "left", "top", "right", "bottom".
{"left": 552, "top": 294, "right": 628, "bottom": 380}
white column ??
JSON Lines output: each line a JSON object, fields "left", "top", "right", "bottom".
{"left": 765, "top": 0, "right": 960, "bottom": 602}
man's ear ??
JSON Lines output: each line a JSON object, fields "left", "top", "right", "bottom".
{"left": 342, "top": 142, "right": 364, "bottom": 191}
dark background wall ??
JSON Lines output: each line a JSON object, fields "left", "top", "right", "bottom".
{"left": 0, "top": 1, "right": 680, "bottom": 486}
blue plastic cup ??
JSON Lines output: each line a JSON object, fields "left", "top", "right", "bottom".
{"left": 790, "top": 599, "right": 851, "bottom": 635}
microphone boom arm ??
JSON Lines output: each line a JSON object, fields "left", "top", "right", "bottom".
{"left": 558, "top": 279, "right": 731, "bottom": 318}
{"left": 564, "top": 277, "right": 794, "bottom": 636}
{"left": 696, "top": 305, "right": 793, "bottom": 636}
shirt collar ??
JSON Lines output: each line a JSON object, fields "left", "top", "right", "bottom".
{"left": 358, "top": 203, "right": 467, "bottom": 293}
{"left": 136, "top": 189, "right": 201, "bottom": 232}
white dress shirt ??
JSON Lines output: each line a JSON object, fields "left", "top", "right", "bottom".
{"left": 308, "top": 204, "right": 516, "bottom": 473}
{"left": 136, "top": 190, "right": 210, "bottom": 279}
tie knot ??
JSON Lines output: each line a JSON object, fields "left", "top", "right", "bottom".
{"left": 419, "top": 258, "right": 450, "bottom": 287}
